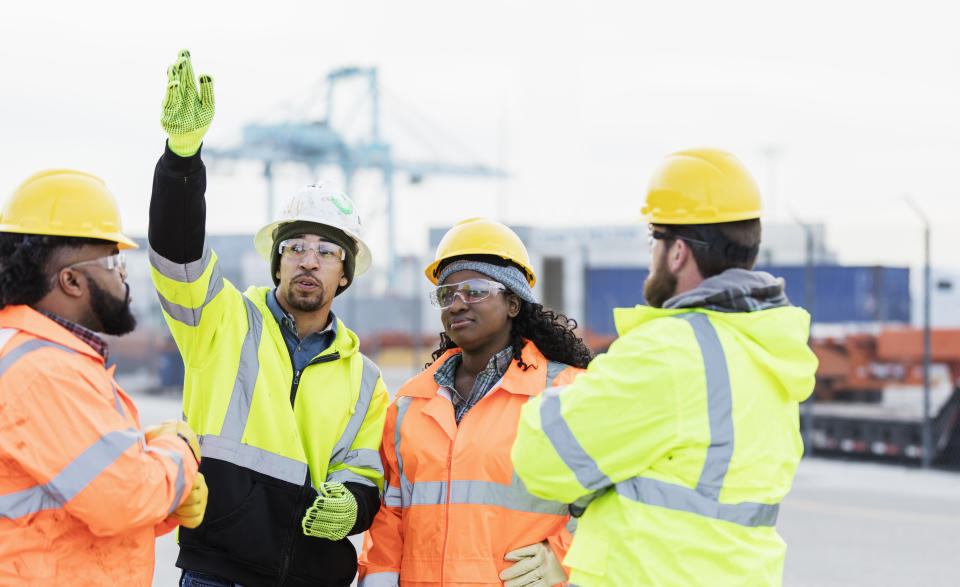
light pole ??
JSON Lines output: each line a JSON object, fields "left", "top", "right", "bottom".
{"left": 904, "top": 196, "right": 932, "bottom": 469}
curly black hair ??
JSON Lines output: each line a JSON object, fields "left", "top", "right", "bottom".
{"left": 0, "top": 233, "right": 107, "bottom": 309}
{"left": 427, "top": 255, "right": 593, "bottom": 370}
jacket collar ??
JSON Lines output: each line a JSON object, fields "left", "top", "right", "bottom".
{"left": 398, "top": 339, "right": 549, "bottom": 398}
{"left": 0, "top": 305, "right": 103, "bottom": 362}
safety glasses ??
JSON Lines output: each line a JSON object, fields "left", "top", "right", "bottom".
{"left": 69, "top": 252, "right": 127, "bottom": 275}
{"left": 648, "top": 228, "right": 709, "bottom": 249}
{"left": 429, "top": 278, "right": 506, "bottom": 309}
{"left": 278, "top": 238, "right": 345, "bottom": 263}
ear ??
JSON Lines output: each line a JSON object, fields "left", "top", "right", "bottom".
{"left": 668, "top": 239, "right": 690, "bottom": 273}
{"left": 275, "top": 269, "right": 281, "bottom": 282}
{"left": 57, "top": 268, "right": 86, "bottom": 299}
{"left": 339, "top": 276, "right": 348, "bottom": 287}
{"left": 506, "top": 293, "right": 521, "bottom": 318}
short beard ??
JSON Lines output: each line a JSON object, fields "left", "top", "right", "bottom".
{"left": 281, "top": 277, "right": 328, "bottom": 313}
{"left": 643, "top": 247, "right": 678, "bottom": 309}
{"left": 88, "top": 279, "right": 137, "bottom": 335}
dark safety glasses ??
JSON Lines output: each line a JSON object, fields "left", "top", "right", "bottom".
{"left": 648, "top": 228, "right": 709, "bottom": 249}
{"left": 429, "top": 278, "right": 506, "bottom": 309}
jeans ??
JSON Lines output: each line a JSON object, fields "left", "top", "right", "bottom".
{"left": 179, "top": 569, "right": 245, "bottom": 587}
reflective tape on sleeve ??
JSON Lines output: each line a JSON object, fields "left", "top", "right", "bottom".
{"left": 539, "top": 390, "right": 612, "bottom": 492}
{"left": 0, "top": 427, "right": 141, "bottom": 519}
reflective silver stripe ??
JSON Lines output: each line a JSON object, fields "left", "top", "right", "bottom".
{"left": 613, "top": 312, "right": 778, "bottom": 528}
{"left": 675, "top": 312, "right": 734, "bottom": 498}
{"left": 220, "top": 296, "right": 264, "bottom": 440}
{"left": 615, "top": 476, "right": 779, "bottom": 527}
{"left": 393, "top": 396, "right": 414, "bottom": 507}
{"left": 0, "top": 427, "right": 140, "bottom": 519}
{"left": 329, "top": 355, "right": 382, "bottom": 470}
{"left": 0, "top": 339, "right": 77, "bottom": 377}
{"left": 343, "top": 448, "right": 384, "bottom": 474}
{"left": 545, "top": 360, "right": 568, "bottom": 388}
{"left": 148, "top": 242, "right": 214, "bottom": 283}
{"left": 565, "top": 516, "right": 578, "bottom": 534}
{"left": 200, "top": 434, "right": 308, "bottom": 485}
{"left": 328, "top": 467, "right": 377, "bottom": 488}
{"left": 403, "top": 478, "right": 567, "bottom": 515}
{"left": 146, "top": 446, "right": 186, "bottom": 515}
{"left": 110, "top": 381, "right": 123, "bottom": 416}
{"left": 540, "top": 390, "right": 612, "bottom": 491}
{"left": 358, "top": 572, "right": 399, "bottom": 587}
{"left": 383, "top": 484, "right": 402, "bottom": 507}
{"left": 408, "top": 480, "right": 446, "bottom": 505}
{"left": 155, "top": 262, "right": 225, "bottom": 327}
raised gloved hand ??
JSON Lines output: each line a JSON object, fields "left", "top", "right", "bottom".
{"left": 144, "top": 419, "right": 201, "bottom": 464}
{"left": 171, "top": 472, "right": 208, "bottom": 528}
{"left": 301, "top": 481, "right": 357, "bottom": 541}
{"left": 160, "top": 49, "right": 215, "bottom": 157}
{"left": 499, "top": 541, "right": 568, "bottom": 587}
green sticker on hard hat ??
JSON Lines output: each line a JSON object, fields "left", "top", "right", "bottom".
{"left": 331, "top": 193, "right": 354, "bottom": 214}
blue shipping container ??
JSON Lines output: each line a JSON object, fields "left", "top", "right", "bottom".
{"left": 585, "top": 265, "right": 911, "bottom": 336}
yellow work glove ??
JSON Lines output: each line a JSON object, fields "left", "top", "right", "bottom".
{"left": 160, "top": 49, "right": 215, "bottom": 157}
{"left": 144, "top": 419, "right": 201, "bottom": 464}
{"left": 171, "top": 472, "right": 208, "bottom": 528}
{"left": 499, "top": 541, "right": 568, "bottom": 587}
{"left": 301, "top": 481, "right": 357, "bottom": 541}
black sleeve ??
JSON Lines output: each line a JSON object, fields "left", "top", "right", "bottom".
{"left": 344, "top": 481, "right": 381, "bottom": 536}
{"left": 148, "top": 141, "right": 207, "bottom": 263}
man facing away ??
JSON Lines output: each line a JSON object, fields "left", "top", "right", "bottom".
{"left": 149, "top": 50, "right": 389, "bottom": 587}
{"left": 0, "top": 169, "right": 207, "bottom": 585}
{"left": 512, "top": 148, "right": 819, "bottom": 586}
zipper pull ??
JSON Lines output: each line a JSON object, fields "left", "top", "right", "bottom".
{"left": 293, "top": 369, "right": 301, "bottom": 387}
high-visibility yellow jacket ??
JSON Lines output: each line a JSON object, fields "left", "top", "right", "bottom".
{"left": 512, "top": 305, "right": 818, "bottom": 586}
{"left": 151, "top": 244, "right": 389, "bottom": 586}
{"left": 358, "top": 341, "right": 582, "bottom": 587}
{"left": 0, "top": 305, "right": 197, "bottom": 585}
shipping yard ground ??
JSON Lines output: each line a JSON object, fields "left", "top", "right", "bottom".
{"left": 132, "top": 384, "right": 960, "bottom": 587}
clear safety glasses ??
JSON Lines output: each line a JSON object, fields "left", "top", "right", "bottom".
{"left": 69, "top": 252, "right": 127, "bottom": 275}
{"left": 429, "top": 278, "right": 506, "bottom": 309}
{"left": 278, "top": 238, "right": 345, "bottom": 263}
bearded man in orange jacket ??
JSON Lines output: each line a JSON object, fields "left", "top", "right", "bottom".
{"left": 0, "top": 169, "right": 208, "bottom": 585}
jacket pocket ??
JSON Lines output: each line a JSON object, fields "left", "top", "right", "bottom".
{"left": 562, "top": 532, "right": 609, "bottom": 578}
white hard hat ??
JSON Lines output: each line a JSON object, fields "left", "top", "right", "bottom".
{"left": 254, "top": 182, "right": 372, "bottom": 276}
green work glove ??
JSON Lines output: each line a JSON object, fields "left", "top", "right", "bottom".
{"left": 160, "top": 49, "right": 215, "bottom": 157}
{"left": 301, "top": 481, "right": 357, "bottom": 541}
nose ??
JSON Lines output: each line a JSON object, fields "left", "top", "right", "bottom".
{"left": 298, "top": 251, "right": 321, "bottom": 270}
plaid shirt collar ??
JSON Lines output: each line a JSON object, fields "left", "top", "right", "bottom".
{"left": 37, "top": 310, "right": 109, "bottom": 362}
{"left": 434, "top": 346, "right": 513, "bottom": 424}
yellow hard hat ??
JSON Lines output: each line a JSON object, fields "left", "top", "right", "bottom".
{"left": 641, "top": 148, "right": 763, "bottom": 225}
{"left": 0, "top": 169, "right": 138, "bottom": 249}
{"left": 425, "top": 217, "right": 536, "bottom": 286}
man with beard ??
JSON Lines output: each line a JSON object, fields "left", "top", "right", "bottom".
{"left": 512, "top": 148, "right": 819, "bottom": 586}
{"left": 0, "top": 169, "right": 207, "bottom": 585}
{"left": 149, "top": 50, "right": 388, "bottom": 587}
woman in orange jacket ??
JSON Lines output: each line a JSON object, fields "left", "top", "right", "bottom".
{"left": 358, "top": 218, "right": 593, "bottom": 587}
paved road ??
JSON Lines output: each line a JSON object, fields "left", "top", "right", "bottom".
{"left": 134, "top": 394, "right": 960, "bottom": 586}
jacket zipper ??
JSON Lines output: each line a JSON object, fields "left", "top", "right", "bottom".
{"left": 277, "top": 350, "right": 343, "bottom": 584}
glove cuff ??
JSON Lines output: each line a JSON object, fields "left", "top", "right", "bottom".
{"left": 167, "top": 128, "right": 207, "bottom": 157}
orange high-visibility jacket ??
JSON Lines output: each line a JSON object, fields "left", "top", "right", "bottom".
{"left": 359, "top": 341, "right": 583, "bottom": 587}
{"left": 0, "top": 305, "right": 198, "bottom": 585}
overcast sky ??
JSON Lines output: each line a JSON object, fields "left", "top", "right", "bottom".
{"left": 3, "top": 0, "right": 959, "bottom": 274}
